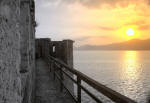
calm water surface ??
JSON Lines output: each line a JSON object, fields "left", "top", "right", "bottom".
{"left": 74, "top": 51, "right": 150, "bottom": 103}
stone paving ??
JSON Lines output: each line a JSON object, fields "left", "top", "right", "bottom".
{"left": 35, "top": 59, "right": 75, "bottom": 103}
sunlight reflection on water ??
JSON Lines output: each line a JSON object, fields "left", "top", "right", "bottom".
{"left": 74, "top": 51, "right": 150, "bottom": 103}
{"left": 123, "top": 51, "right": 139, "bottom": 80}
{"left": 120, "top": 51, "right": 142, "bottom": 100}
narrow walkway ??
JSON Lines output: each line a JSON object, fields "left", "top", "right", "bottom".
{"left": 35, "top": 59, "right": 74, "bottom": 103}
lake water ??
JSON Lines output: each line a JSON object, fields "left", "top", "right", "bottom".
{"left": 74, "top": 51, "right": 150, "bottom": 103}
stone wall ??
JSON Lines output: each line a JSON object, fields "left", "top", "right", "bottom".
{"left": 36, "top": 39, "right": 74, "bottom": 67}
{"left": 0, "top": 1, "right": 21, "bottom": 103}
{"left": 20, "top": 0, "right": 35, "bottom": 103}
{"left": 36, "top": 38, "right": 51, "bottom": 59}
{"left": 0, "top": 0, "right": 35, "bottom": 103}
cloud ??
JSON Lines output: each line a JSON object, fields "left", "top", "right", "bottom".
{"left": 62, "top": 0, "right": 150, "bottom": 8}
{"left": 78, "top": 0, "right": 122, "bottom": 7}
{"left": 138, "top": 24, "right": 150, "bottom": 30}
{"left": 75, "top": 35, "right": 111, "bottom": 41}
{"left": 59, "top": 0, "right": 122, "bottom": 7}
{"left": 75, "top": 36, "right": 91, "bottom": 41}
{"left": 124, "top": 20, "right": 150, "bottom": 30}
{"left": 36, "top": 0, "right": 150, "bottom": 8}
{"left": 99, "top": 26, "right": 118, "bottom": 31}
{"left": 125, "top": 20, "right": 145, "bottom": 26}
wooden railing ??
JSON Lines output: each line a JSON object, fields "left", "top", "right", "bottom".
{"left": 47, "top": 55, "right": 137, "bottom": 103}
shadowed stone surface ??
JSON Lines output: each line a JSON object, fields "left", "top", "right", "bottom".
{"left": 35, "top": 59, "right": 75, "bottom": 103}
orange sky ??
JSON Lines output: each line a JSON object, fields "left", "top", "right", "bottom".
{"left": 36, "top": 0, "right": 150, "bottom": 46}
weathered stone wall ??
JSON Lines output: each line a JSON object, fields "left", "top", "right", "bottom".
{"left": 61, "top": 40, "right": 74, "bottom": 67}
{"left": 0, "top": 0, "right": 35, "bottom": 103}
{"left": 36, "top": 38, "right": 51, "bottom": 59}
{"left": 20, "top": 0, "right": 35, "bottom": 103}
{"left": 0, "top": 1, "right": 21, "bottom": 103}
{"left": 61, "top": 40, "right": 74, "bottom": 93}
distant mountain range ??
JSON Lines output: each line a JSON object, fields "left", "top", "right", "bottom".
{"left": 75, "top": 39, "right": 150, "bottom": 50}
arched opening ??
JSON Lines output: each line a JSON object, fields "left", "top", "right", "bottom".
{"left": 52, "top": 45, "right": 56, "bottom": 53}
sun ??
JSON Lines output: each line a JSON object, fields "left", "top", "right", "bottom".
{"left": 126, "top": 28, "right": 135, "bottom": 36}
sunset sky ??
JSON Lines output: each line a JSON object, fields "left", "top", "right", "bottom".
{"left": 35, "top": 0, "right": 150, "bottom": 46}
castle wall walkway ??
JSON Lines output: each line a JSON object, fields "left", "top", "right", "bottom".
{"left": 35, "top": 59, "right": 74, "bottom": 103}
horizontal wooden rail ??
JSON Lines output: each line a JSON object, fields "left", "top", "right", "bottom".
{"left": 54, "top": 71, "right": 78, "bottom": 103}
{"left": 47, "top": 55, "right": 137, "bottom": 103}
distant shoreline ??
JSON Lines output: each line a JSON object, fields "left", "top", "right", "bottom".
{"left": 74, "top": 38, "right": 150, "bottom": 51}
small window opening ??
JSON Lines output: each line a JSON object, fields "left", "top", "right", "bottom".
{"left": 53, "top": 46, "right": 56, "bottom": 53}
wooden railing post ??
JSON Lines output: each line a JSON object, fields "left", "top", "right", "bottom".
{"left": 49, "top": 59, "right": 51, "bottom": 72}
{"left": 60, "top": 66, "right": 63, "bottom": 92}
{"left": 77, "top": 77, "right": 81, "bottom": 103}
{"left": 52, "top": 61, "right": 55, "bottom": 80}
{"left": 50, "top": 59, "right": 53, "bottom": 75}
